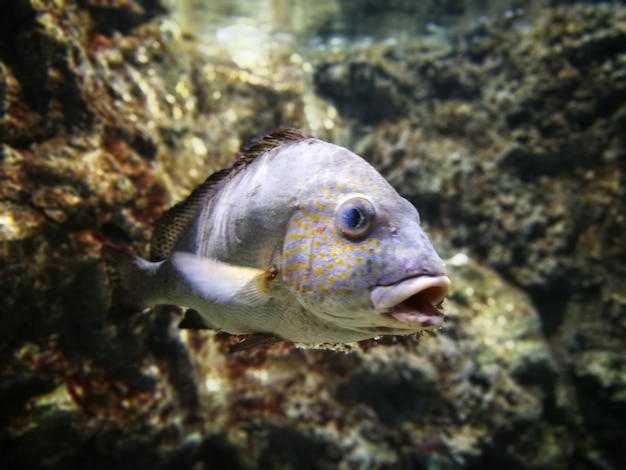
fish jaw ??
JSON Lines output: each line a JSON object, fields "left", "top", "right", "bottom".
{"left": 370, "top": 275, "right": 451, "bottom": 329}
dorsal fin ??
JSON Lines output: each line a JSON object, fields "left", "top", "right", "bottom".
{"left": 149, "top": 128, "right": 312, "bottom": 261}
{"left": 237, "top": 127, "right": 311, "bottom": 164}
{"left": 149, "top": 168, "right": 230, "bottom": 261}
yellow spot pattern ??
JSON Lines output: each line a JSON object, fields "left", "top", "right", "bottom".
{"left": 278, "top": 178, "right": 395, "bottom": 307}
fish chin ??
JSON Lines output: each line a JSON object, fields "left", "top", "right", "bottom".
{"left": 370, "top": 275, "right": 451, "bottom": 330}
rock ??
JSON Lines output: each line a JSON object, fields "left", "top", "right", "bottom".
{"left": 1, "top": 1, "right": 625, "bottom": 469}
{"left": 312, "top": 4, "right": 626, "bottom": 468}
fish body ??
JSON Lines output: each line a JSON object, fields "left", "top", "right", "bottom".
{"left": 105, "top": 129, "right": 450, "bottom": 345}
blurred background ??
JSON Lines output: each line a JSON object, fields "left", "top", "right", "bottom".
{"left": 1, "top": 1, "right": 625, "bottom": 469}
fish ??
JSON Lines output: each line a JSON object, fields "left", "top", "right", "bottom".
{"left": 103, "top": 128, "right": 450, "bottom": 347}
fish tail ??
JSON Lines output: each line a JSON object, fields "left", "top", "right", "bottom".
{"left": 101, "top": 244, "right": 151, "bottom": 316}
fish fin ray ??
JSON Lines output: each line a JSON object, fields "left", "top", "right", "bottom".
{"left": 171, "top": 252, "right": 271, "bottom": 308}
{"left": 150, "top": 128, "right": 312, "bottom": 262}
{"left": 238, "top": 128, "right": 311, "bottom": 164}
{"left": 150, "top": 169, "right": 230, "bottom": 261}
{"left": 228, "top": 333, "right": 285, "bottom": 353}
{"left": 102, "top": 244, "right": 149, "bottom": 316}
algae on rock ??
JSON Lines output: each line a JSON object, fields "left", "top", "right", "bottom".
{"left": 1, "top": 1, "right": 625, "bottom": 469}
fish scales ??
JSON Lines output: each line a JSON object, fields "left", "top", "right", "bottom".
{"left": 104, "top": 128, "right": 450, "bottom": 346}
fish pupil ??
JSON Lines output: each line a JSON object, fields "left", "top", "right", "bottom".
{"left": 342, "top": 207, "right": 365, "bottom": 229}
{"left": 335, "top": 196, "right": 375, "bottom": 239}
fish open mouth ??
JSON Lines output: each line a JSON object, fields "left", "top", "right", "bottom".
{"left": 371, "top": 276, "right": 451, "bottom": 329}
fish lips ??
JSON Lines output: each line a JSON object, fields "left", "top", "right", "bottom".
{"left": 371, "top": 275, "right": 451, "bottom": 329}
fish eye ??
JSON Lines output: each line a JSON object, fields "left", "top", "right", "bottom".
{"left": 335, "top": 197, "right": 376, "bottom": 239}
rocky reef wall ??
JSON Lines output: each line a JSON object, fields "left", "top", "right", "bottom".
{"left": 1, "top": 1, "right": 624, "bottom": 469}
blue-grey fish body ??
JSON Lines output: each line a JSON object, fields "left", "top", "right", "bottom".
{"left": 106, "top": 129, "right": 450, "bottom": 345}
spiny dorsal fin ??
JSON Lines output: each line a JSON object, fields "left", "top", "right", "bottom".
{"left": 236, "top": 128, "right": 311, "bottom": 165}
{"left": 150, "top": 168, "right": 230, "bottom": 261}
{"left": 149, "top": 128, "right": 312, "bottom": 261}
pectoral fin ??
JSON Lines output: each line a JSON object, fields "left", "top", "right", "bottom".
{"left": 171, "top": 252, "right": 273, "bottom": 308}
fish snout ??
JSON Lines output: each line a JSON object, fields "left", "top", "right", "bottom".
{"left": 370, "top": 275, "right": 451, "bottom": 330}
{"left": 380, "top": 249, "right": 447, "bottom": 285}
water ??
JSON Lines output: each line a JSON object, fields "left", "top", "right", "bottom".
{"left": 0, "top": 1, "right": 625, "bottom": 469}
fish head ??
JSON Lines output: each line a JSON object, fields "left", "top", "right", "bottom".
{"left": 280, "top": 183, "right": 450, "bottom": 337}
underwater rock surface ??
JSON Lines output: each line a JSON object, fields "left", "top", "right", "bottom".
{"left": 313, "top": 6, "right": 626, "bottom": 468}
{"left": 1, "top": 1, "right": 624, "bottom": 469}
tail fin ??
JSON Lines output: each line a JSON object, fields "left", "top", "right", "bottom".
{"left": 101, "top": 244, "right": 150, "bottom": 317}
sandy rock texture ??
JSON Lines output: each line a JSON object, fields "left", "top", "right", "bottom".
{"left": 1, "top": 1, "right": 624, "bottom": 469}
{"left": 313, "top": 5, "right": 626, "bottom": 468}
